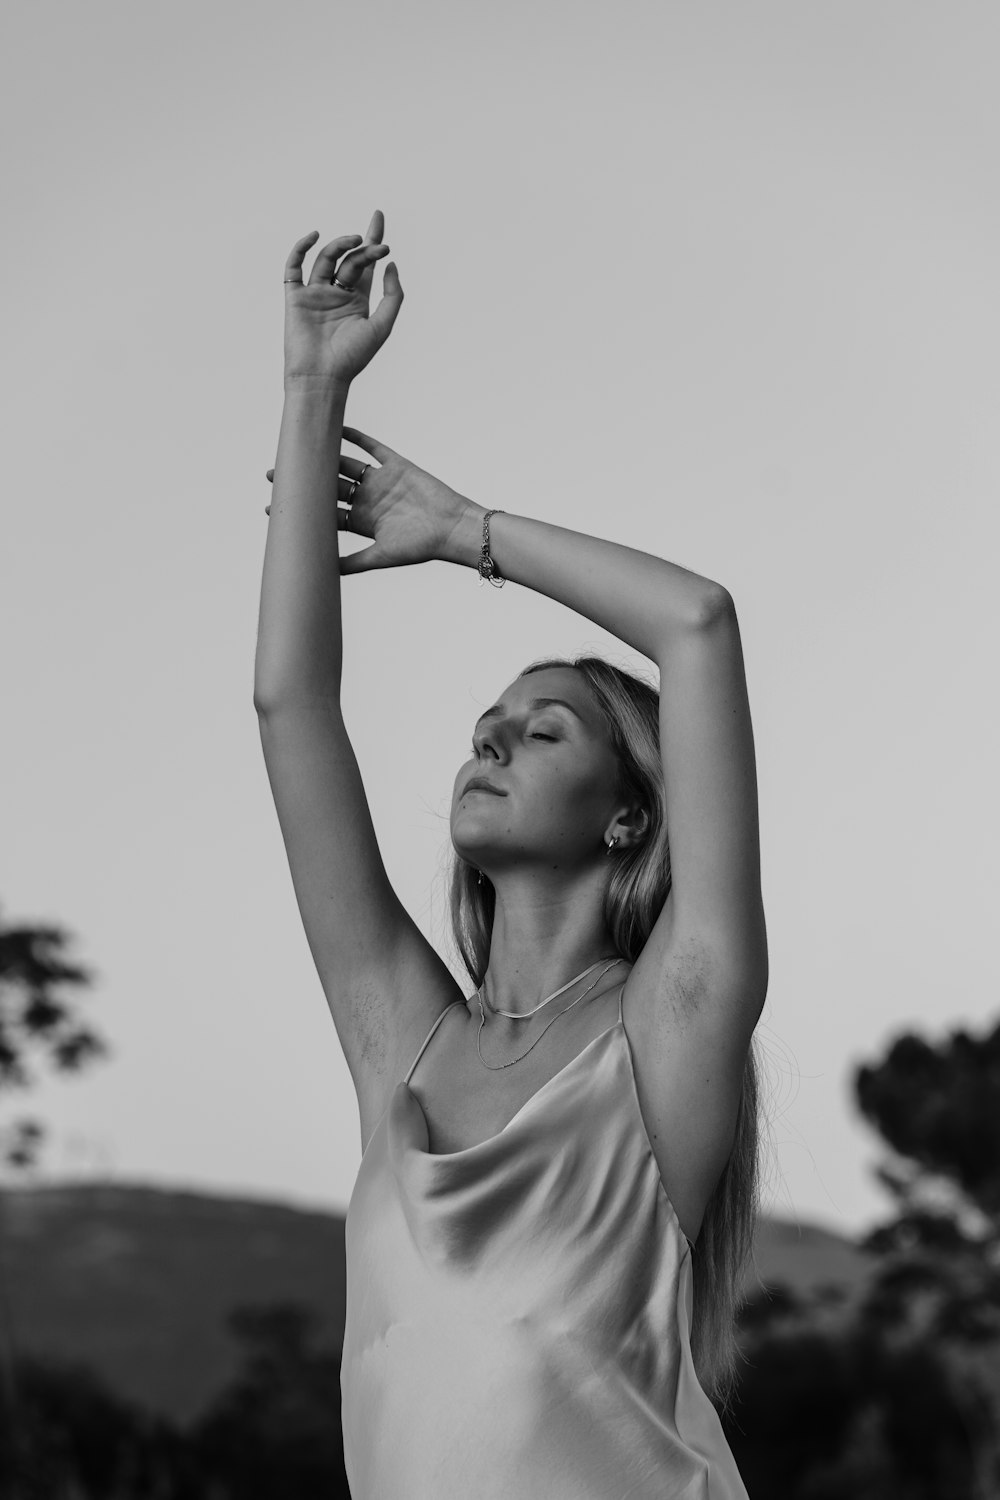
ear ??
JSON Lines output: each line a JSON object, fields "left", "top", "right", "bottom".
{"left": 607, "top": 801, "right": 650, "bottom": 852}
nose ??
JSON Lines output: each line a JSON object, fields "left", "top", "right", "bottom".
{"left": 472, "top": 722, "right": 506, "bottom": 761}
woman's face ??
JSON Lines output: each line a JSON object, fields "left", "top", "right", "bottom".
{"left": 450, "top": 666, "right": 622, "bottom": 877}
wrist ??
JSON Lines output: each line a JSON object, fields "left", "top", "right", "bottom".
{"left": 439, "top": 497, "right": 489, "bottom": 567}
{"left": 282, "top": 373, "right": 351, "bottom": 405}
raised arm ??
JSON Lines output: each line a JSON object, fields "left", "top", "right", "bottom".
{"left": 254, "top": 218, "right": 465, "bottom": 1129}
{"left": 255, "top": 219, "right": 395, "bottom": 704}
{"left": 337, "top": 433, "right": 767, "bottom": 1003}
{"left": 439, "top": 504, "right": 767, "bottom": 994}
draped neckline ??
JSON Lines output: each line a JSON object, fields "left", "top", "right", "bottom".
{"left": 394, "top": 1014, "right": 696, "bottom": 1255}
{"left": 399, "top": 1015, "right": 622, "bottom": 1160}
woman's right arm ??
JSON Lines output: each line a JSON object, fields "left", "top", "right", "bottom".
{"left": 253, "top": 378, "right": 349, "bottom": 703}
{"left": 253, "top": 219, "right": 464, "bottom": 1130}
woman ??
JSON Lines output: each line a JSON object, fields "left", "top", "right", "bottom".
{"left": 255, "top": 210, "right": 768, "bottom": 1499}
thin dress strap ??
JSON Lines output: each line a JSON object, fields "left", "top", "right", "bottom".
{"left": 404, "top": 1001, "right": 465, "bottom": 1086}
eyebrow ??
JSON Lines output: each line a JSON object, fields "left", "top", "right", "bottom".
{"left": 474, "top": 697, "right": 586, "bottom": 730}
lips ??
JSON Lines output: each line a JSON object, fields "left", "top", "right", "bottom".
{"left": 462, "top": 777, "right": 506, "bottom": 797}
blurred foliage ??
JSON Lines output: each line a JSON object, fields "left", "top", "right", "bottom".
{"left": 719, "top": 1010, "right": 1000, "bottom": 1498}
{"left": 0, "top": 1303, "right": 350, "bottom": 1499}
{"left": 855, "top": 1018, "right": 1000, "bottom": 1224}
{"left": 0, "top": 901, "right": 118, "bottom": 1496}
{"left": 0, "top": 903, "right": 109, "bottom": 1173}
{"left": 0, "top": 1353, "right": 203, "bottom": 1499}
{"left": 192, "top": 1303, "right": 349, "bottom": 1497}
{"left": 723, "top": 1283, "right": 995, "bottom": 1499}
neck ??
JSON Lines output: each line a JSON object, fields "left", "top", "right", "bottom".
{"left": 480, "top": 867, "right": 620, "bottom": 1018}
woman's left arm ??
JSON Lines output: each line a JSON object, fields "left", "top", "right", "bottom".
{"left": 444, "top": 503, "right": 768, "bottom": 1023}
{"left": 443, "top": 503, "right": 724, "bottom": 655}
{"left": 332, "top": 432, "right": 767, "bottom": 1027}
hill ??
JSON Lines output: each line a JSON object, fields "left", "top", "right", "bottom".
{"left": 0, "top": 1182, "right": 878, "bottom": 1427}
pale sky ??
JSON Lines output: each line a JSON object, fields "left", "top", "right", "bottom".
{"left": 2, "top": 1, "right": 997, "bottom": 1241}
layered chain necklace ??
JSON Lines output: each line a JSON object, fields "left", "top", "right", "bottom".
{"left": 476, "top": 956, "right": 625, "bottom": 1071}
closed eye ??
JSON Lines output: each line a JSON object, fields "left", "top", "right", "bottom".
{"left": 468, "top": 733, "right": 557, "bottom": 754}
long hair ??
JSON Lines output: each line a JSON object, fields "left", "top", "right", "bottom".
{"left": 446, "top": 653, "right": 766, "bottom": 1418}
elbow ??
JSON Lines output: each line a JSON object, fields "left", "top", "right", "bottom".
{"left": 254, "top": 682, "right": 293, "bottom": 718}
{"left": 692, "top": 583, "right": 736, "bottom": 630}
{"left": 253, "top": 680, "right": 343, "bottom": 718}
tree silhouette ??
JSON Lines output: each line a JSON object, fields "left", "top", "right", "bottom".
{"left": 192, "top": 1302, "right": 349, "bottom": 1498}
{"left": 846, "top": 1014, "right": 1000, "bottom": 1491}
{"left": 854, "top": 1020, "right": 1000, "bottom": 1231}
{"left": 0, "top": 902, "right": 109, "bottom": 1174}
{"left": 724, "top": 1283, "right": 992, "bottom": 1499}
{"left": 0, "top": 1308, "right": 352, "bottom": 1499}
{"left": 0, "top": 1352, "right": 200, "bottom": 1499}
{"left": 723, "top": 1011, "right": 1000, "bottom": 1497}
{"left": 852, "top": 1017, "right": 1000, "bottom": 1377}
{"left": 0, "top": 901, "right": 111, "bottom": 1498}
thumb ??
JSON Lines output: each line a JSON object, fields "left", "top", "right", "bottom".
{"left": 342, "top": 425, "right": 396, "bottom": 463}
{"left": 369, "top": 261, "right": 404, "bottom": 348}
{"left": 338, "top": 544, "right": 387, "bottom": 576}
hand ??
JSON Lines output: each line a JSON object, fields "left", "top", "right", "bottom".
{"left": 282, "top": 210, "right": 403, "bottom": 385}
{"left": 265, "top": 427, "right": 473, "bottom": 573}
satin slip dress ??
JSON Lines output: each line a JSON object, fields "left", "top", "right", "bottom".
{"left": 341, "top": 981, "right": 749, "bottom": 1500}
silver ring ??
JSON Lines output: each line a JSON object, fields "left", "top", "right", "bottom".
{"left": 347, "top": 479, "right": 359, "bottom": 501}
{"left": 357, "top": 464, "right": 371, "bottom": 485}
{"left": 343, "top": 506, "right": 353, "bottom": 529}
{"left": 332, "top": 276, "right": 353, "bottom": 291}
{"left": 283, "top": 277, "right": 301, "bottom": 284}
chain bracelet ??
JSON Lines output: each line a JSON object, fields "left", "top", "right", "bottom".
{"left": 478, "top": 509, "right": 507, "bottom": 587}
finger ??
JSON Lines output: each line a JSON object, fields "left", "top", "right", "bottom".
{"left": 336, "top": 504, "right": 375, "bottom": 543}
{"left": 333, "top": 241, "right": 389, "bottom": 292}
{"left": 356, "top": 210, "right": 385, "bottom": 295}
{"left": 338, "top": 543, "right": 385, "bottom": 576}
{"left": 338, "top": 475, "right": 361, "bottom": 502}
{"left": 368, "top": 261, "right": 405, "bottom": 346}
{"left": 342, "top": 425, "right": 397, "bottom": 462}
{"left": 283, "top": 230, "right": 319, "bottom": 285}
{"left": 340, "top": 455, "right": 376, "bottom": 483}
{"left": 309, "top": 233, "right": 363, "bottom": 285}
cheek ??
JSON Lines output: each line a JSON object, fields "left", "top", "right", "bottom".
{"left": 559, "top": 768, "right": 612, "bottom": 816}
{"left": 535, "top": 769, "right": 601, "bottom": 815}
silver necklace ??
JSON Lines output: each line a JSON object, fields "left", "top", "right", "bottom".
{"left": 481, "top": 956, "right": 620, "bottom": 1019}
{"left": 476, "top": 959, "right": 625, "bottom": 1071}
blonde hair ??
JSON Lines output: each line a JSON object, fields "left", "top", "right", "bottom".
{"left": 446, "top": 653, "right": 765, "bottom": 1417}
